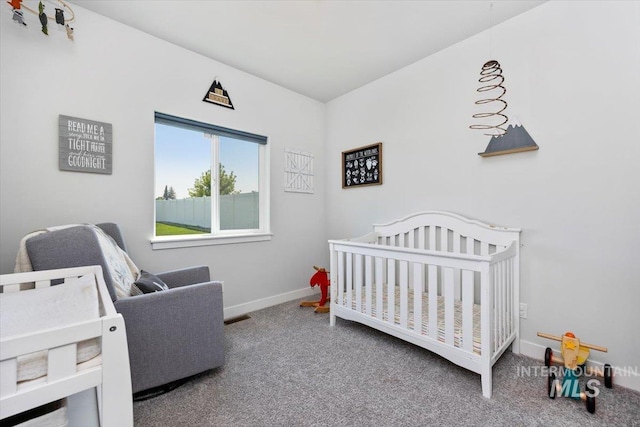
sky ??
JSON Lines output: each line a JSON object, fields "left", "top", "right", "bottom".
{"left": 155, "top": 123, "right": 259, "bottom": 199}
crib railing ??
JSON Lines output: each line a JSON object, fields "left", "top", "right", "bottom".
{"left": 329, "top": 238, "right": 519, "bottom": 359}
{"left": 0, "top": 266, "right": 133, "bottom": 426}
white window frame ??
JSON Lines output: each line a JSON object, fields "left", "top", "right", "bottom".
{"left": 151, "top": 112, "right": 271, "bottom": 250}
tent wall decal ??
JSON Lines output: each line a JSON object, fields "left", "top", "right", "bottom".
{"left": 203, "top": 79, "right": 234, "bottom": 109}
{"left": 478, "top": 117, "right": 539, "bottom": 157}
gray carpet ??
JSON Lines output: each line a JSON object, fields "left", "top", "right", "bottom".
{"left": 133, "top": 299, "right": 640, "bottom": 426}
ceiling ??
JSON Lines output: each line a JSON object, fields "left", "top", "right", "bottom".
{"left": 69, "top": 0, "right": 546, "bottom": 102}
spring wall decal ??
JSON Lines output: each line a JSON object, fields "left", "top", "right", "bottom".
{"left": 470, "top": 59, "right": 509, "bottom": 136}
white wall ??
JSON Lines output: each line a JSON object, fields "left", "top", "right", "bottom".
{"left": 325, "top": 1, "right": 640, "bottom": 385}
{"left": 0, "top": 5, "right": 326, "bottom": 312}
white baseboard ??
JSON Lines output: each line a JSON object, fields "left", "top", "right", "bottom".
{"left": 519, "top": 339, "right": 640, "bottom": 393}
{"left": 223, "top": 286, "right": 318, "bottom": 320}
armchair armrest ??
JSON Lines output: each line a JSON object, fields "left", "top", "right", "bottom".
{"left": 114, "top": 281, "right": 224, "bottom": 393}
{"left": 155, "top": 266, "right": 211, "bottom": 288}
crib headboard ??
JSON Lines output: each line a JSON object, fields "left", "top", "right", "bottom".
{"left": 372, "top": 211, "right": 520, "bottom": 255}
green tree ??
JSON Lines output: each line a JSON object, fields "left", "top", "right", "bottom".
{"left": 188, "top": 170, "right": 211, "bottom": 197}
{"left": 161, "top": 185, "right": 177, "bottom": 200}
{"left": 219, "top": 164, "right": 238, "bottom": 196}
{"left": 188, "top": 165, "right": 237, "bottom": 197}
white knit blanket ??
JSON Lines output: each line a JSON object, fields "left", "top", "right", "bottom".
{"left": 14, "top": 224, "right": 139, "bottom": 299}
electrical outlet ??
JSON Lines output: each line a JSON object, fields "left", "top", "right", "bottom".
{"left": 519, "top": 303, "right": 528, "bottom": 319}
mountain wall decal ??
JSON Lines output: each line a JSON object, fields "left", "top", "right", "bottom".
{"left": 203, "top": 79, "right": 234, "bottom": 109}
{"left": 478, "top": 121, "right": 538, "bottom": 157}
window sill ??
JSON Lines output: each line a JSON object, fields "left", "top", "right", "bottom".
{"left": 150, "top": 232, "right": 272, "bottom": 250}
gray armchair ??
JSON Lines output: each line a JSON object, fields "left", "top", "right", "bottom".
{"left": 23, "top": 223, "right": 225, "bottom": 394}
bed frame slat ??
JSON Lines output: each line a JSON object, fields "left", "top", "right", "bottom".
{"left": 346, "top": 254, "right": 353, "bottom": 310}
{"left": 428, "top": 265, "right": 438, "bottom": 340}
{"left": 413, "top": 263, "right": 423, "bottom": 334}
{"left": 399, "top": 261, "right": 408, "bottom": 329}
{"left": 375, "top": 257, "right": 383, "bottom": 320}
{"left": 365, "top": 256, "right": 373, "bottom": 317}
{"left": 0, "top": 359, "right": 17, "bottom": 398}
{"left": 355, "top": 254, "right": 362, "bottom": 313}
{"left": 462, "top": 270, "right": 474, "bottom": 353}
{"left": 48, "top": 344, "right": 77, "bottom": 381}
{"left": 387, "top": 259, "right": 396, "bottom": 324}
{"left": 444, "top": 267, "right": 455, "bottom": 346}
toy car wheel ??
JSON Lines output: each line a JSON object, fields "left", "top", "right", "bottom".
{"left": 547, "top": 372, "right": 556, "bottom": 399}
{"left": 604, "top": 364, "right": 613, "bottom": 388}
{"left": 585, "top": 383, "right": 596, "bottom": 414}
{"left": 544, "top": 347, "right": 552, "bottom": 367}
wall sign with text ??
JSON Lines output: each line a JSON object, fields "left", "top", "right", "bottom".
{"left": 59, "top": 115, "right": 112, "bottom": 174}
{"left": 341, "top": 142, "right": 382, "bottom": 188}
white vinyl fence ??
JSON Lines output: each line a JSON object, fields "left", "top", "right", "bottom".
{"left": 156, "top": 193, "right": 259, "bottom": 230}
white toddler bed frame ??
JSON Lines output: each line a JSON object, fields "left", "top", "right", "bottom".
{"left": 1, "top": 266, "right": 133, "bottom": 426}
{"left": 329, "top": 211, "right": 521, "bottom": 398}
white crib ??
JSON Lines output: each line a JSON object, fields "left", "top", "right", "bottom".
{"left": 1, "top": 266, "right": 133, "bottom": 426}
{"left": 329, "top": 211, "right": 521, "bottom": 398}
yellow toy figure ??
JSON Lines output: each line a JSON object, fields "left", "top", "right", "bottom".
{"left": 300, "top": 266, "right": 330, "bottom": 313}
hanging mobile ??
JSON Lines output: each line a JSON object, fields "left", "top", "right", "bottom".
{"left": 6, "top": 0, "right": 76, "bottom": 39}
{"left": 469, "top": 59, "right": 509, "bottom": 136}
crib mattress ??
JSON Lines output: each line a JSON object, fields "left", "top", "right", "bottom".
{"left": 346, "top": 287, "right": 482, "bottom": 355}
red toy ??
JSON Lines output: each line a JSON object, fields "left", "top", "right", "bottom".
{"left": 300, "top": 266, "right": 330, "bottom": 313}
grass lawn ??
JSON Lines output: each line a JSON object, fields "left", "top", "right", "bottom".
{"left": 155, "top": 223, "right": 208, "bottom": 236}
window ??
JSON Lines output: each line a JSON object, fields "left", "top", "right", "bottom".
{"left": 152, "top": 112, "right": 270, "bottom": 249}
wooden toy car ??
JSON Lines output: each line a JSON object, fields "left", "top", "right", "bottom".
{"left": 537, "top": 331, "right": 612, "bottom": 414}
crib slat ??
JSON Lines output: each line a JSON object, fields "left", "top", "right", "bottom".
{"left": 355, "top": 254, "right": 363, "bottom": 313}
{"left": 444, "top": 267, "right": 455, "bottom": 346}
{"left": 462, "top": 270, "right": 474, "bottom": 353}
{"left": 453, "top": 232, "right": 462, "bottom": 301}
{"left": 408, "top": 230, "right": 415, "bottom": 249}
{"left": 0, "top": 359, "right": 17, "bottom": 398}
{"left": 375, "top": 257, "right": 383, "bottom": 320}
{"left": 413, "top": 263, "right": 423, "bottom": 334}
{"left": 2, "top": 284, "right": 21, "bottom": 293}
{"left": 429, "top": 226, "right": 436, "bottom": 251}
{"left": 35, "top": 280, "right": 51, "bottom": 289}
{"left": 387, "top": 258, "right": 396, "bottom": 324}
{"left": 500, "top": 261, "right": 507, "bottom": 345}
{"left": 337, "top": 251, "right": 345, "bottom": 306}
{"left": 466, "top": 237, "right": 475, "bottom": 255}
{"left": 428, "top": 265, "right": 438, "bottom": 340}
{"left": 48, "top": 344, "right": 77, "bottom": 381}
{"left": 418, "top": 226, "right": 426, "bottom": 249}
{"left": 481, "top": 242, "right": 489, "bottom": 256}
{"left": 346, "top": 254, "right": 353, "bottom": 310}
{"left": 399, "top": 261, "right": 408, "bottom": 329}
{"left": 495, "top": 263, "right": 500, "bottom": 350}
{"left": 365, "top": 256, "right": 373, "bottom": 316}
{"left": 441, "top": 228, "right": 449, "bottom": 252}
{"left": 500, "top": 261, "right": 506, "bottom": 346}
{"left": 509, "top": 259, "right": 514, "bottom": 336}
{"left": 481, "top": 267, "right": 492, "bottom": 359}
